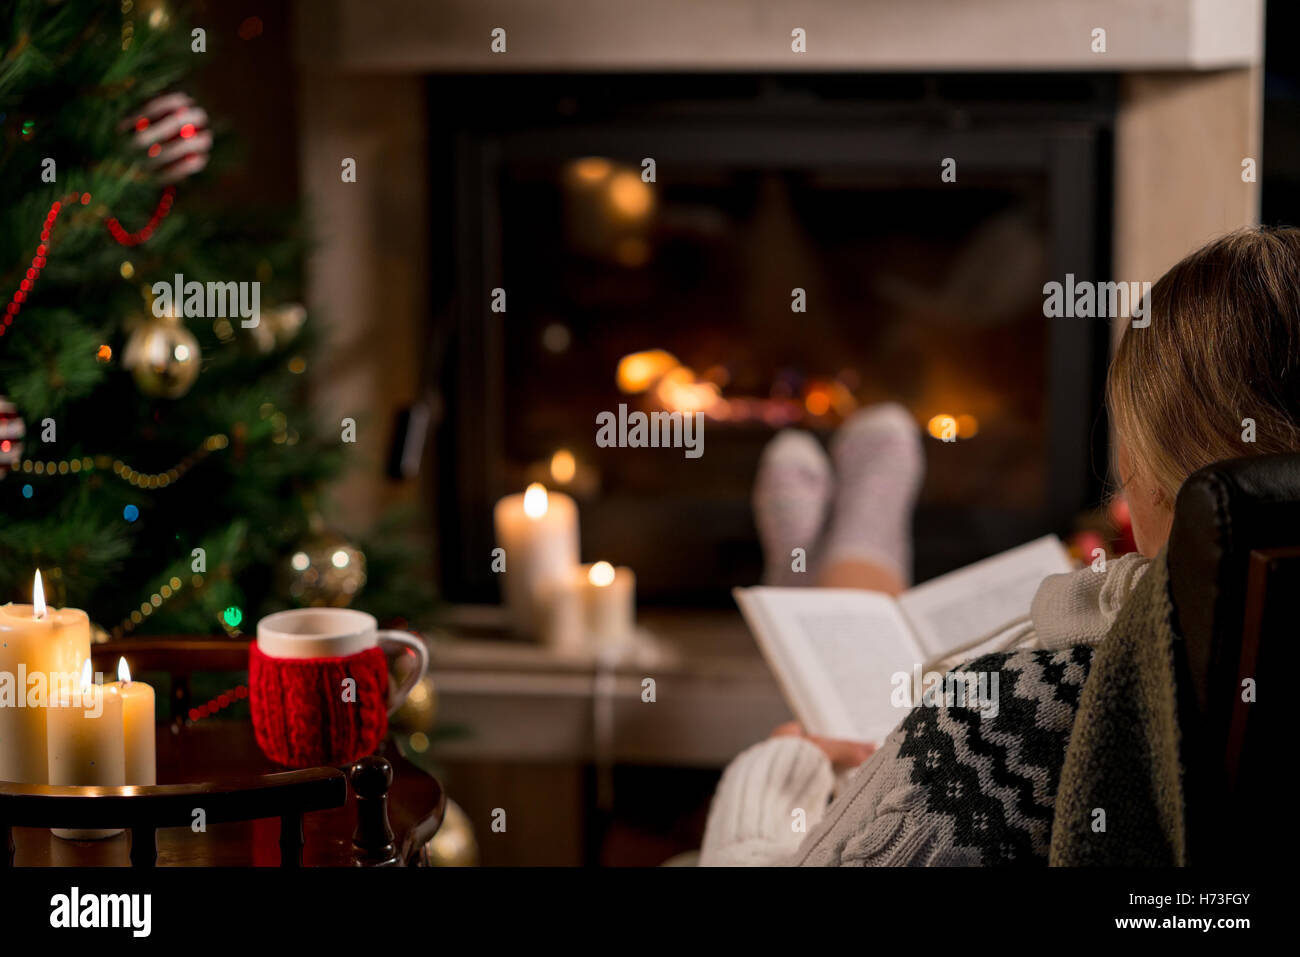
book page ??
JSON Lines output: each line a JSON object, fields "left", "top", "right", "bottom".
{"left": 735, "top": 588, "right": 920, "bottom": 742}
{"left": 896, "top": 535, "right": 1074, "bottom": 660}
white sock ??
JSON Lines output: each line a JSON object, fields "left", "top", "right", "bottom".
{"left": 823, "top": 403, "right": 924, "bottom": 586}
{"left": 752, "top": 430, "right": 832, "bottom": 586}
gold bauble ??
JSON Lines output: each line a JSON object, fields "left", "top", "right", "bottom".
{"left": 285, "top": 532, "right": 367, "bottom": 607}
{"left": 123, "top": 313, "right": 201, "bottom": 399}
{"left": 137, "top": 0, "right": 172, "bottom": 29}
{"left": 251, "top": 302, "right": 307, "bottom": 354}
{"left": 422, "top": 799, "right": 478, "bottom": 867}
{"left": 392, "top": 675, "right": 438, "bottom": 733}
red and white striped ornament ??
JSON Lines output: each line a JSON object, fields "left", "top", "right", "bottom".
{"left": 122, "top": 92, "right": 212, "bottom": 184}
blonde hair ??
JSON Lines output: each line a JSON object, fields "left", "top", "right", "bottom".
{"left": 1107, "top": 226, "right": 1300, "bottom": 506}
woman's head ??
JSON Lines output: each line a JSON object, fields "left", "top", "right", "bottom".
{"left": 1107, "top": 226, "right": 1300, "bottom": 557}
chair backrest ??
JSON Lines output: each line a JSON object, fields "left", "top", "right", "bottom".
{"left": 1166, "top": 454, "right": 1295, "bottom": 865}
{"left": 91, "top": 638, "right": 251, "bottom": 727}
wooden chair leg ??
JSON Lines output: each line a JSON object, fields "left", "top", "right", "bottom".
{"left": 280, "top": 812, "right": 304, "bottom": 866}
{"left": 130, "top": 826, "right": 157, "bottom": 867}
{"left": 350, "top": 756, "right": 399, "bottom": 866}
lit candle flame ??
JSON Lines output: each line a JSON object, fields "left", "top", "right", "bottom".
{"left": 80, "top": 658, "right": 92, "bottom": 691}
{"left": 33, "top": 569, "right": 46, "bottom": 620}
{"left": 588, "top": 561, "right": 616, "bottom": 588}
{"left": 523, "top": 483, "right": 549, "bottom": 520}
{"left": 118, "top": 656, "right": 132, "bottom": 684}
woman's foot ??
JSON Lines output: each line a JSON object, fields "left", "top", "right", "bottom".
{"left": 752, "top": 429, "right": 832, "bottom": 585}
{"left": 821, "top": 403, "right": 924, "bottom": 588}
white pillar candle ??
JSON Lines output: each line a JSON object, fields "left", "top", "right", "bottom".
{"left": 47, "top": 659, "right": 125, "bottom": 840}
{"left": 0, "top": 570, "right": 91, "bottom": 784}
{"left": 538, "top": 569, "right": 586, "bottom": 653}
{"left": 494, "top": 483, "right": 580, "bottom": 639}
{"left": 580, "top": 562, "right": 636, "bottom": 648}
{"left": 111, "top": 657, "right": 156, "bottom": 786}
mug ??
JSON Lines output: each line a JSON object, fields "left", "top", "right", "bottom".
{"left": 249, "top": 608, "right": 429, "bottom": 767}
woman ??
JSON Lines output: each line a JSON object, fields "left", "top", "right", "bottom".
{"left": 702, "top": 226, "right": 1300, "bottom": 866}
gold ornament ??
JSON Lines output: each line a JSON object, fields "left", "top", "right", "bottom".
{"left": 285, "top": 531, "right": 367, "bottom": 607}
{"left": 251, "top": 302, "right": 307, "bottom": 354}
{"left": 422, "top": 799, "right": 478, "bottom": 867}
{"left": 138, "top": 0, "right": 172, "bottom": 29}
{"left": 392, "top": 675, "right": 438, "bottom": 733}
{"left": 123, "top": 312, "right": 200, "bottom": 399}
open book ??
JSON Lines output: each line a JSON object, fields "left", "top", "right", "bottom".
{"left": 734, "top": 535, "right": 1074, "bottom": 743}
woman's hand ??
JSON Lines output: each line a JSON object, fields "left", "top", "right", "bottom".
{"left": 771, "top": 721, "right": 877, "bottom": 772}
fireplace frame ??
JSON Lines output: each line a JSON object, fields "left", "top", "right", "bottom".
{"left": 430, "top": 74, "right": 1115, "bottom": 604}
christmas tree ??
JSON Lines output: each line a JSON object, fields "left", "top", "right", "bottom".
{"left": 0, "top": 1, "right": 431, "bottom": 637}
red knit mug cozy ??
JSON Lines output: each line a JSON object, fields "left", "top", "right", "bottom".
{"left": 248, "top": 642, "right": 389, "bottom": 767}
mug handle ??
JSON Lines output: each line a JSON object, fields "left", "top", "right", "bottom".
{"left": 375, "top": 630, "right": 430, "bottom": 718}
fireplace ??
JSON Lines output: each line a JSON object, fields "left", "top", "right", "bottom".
{"left": 431, "top": 74, "right": 1114, "bottom": 605}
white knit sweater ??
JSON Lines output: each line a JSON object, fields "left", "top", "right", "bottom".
{"left": 700, "top": 553, "right": 1149, "bottom": 867}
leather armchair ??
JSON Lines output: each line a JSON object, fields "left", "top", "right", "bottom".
{"left": 1166, "top": 455, "right": 1292, "bottom": 865}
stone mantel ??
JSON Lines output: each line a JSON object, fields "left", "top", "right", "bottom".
{"left": 295, "top": 0, "right": 1262, "bottom": 73}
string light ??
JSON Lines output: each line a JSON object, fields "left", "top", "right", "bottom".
{"left": 19, "top": 433, "right": 229, "bottom": 488}
{"left": 113, "top": 575, "right": 184, "bottom": 638}
{"left": 121, "top": 0, "right": 134, "bottom": 51}
{"left": 111, "top": 566, "right": 223, "bottom": 639}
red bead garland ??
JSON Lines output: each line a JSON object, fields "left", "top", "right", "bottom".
{"left": 188, "top": 683, "right": 249, "bottom": 723}
{"left": 105, "top": 184, "right": 176, "bottom": 246}
{"left": 3, "top": 192, "right": 82, "bottom": 337}
{"left": 2, "top": 186, "right": 177, "bottom": 338}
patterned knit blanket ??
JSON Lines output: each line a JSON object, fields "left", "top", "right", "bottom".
{"left": 792, "top": 644, "right": 1094, "bottom": 866}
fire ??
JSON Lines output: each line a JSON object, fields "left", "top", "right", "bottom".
{"left": 927, "top": 413, "right": 979, "bottom": 440}
{"left": 804, "top": 384, "right": 833, "bottom": 417}
{"left": 655, "top": 366, "right": 721, "bottom": 414}
{"left": 607, "top": 171, "right": 654, "bottom": 219}
{"left": 570, "top": 157, "right": 612, "bottom": 183}
{"left": 616, "top": 349, "right": 680, "bottom": 394}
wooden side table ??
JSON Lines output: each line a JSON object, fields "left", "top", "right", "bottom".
{"left": 8, "top": 720, "right": 443, "bottom": 867}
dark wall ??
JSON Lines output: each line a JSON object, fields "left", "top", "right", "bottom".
{"left": 1263, "top": 1, "right": 1300, "bottom": 226}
